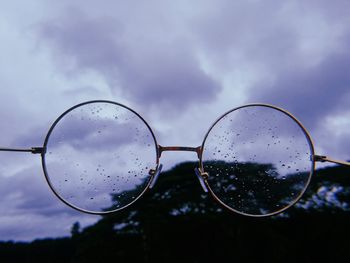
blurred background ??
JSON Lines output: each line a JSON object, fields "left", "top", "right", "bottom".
{"left": 0, "top": 0, "right": 349, "bottom": 262}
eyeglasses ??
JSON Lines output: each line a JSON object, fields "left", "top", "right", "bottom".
{"left": 1, "top": 100, "right": 349, "bottom": 217}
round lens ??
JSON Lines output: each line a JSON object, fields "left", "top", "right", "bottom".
{"left": 201, "top": 104, "right": 314, "bottom": 216}
{"left": 42, "top": 101, "right": 158, "bottom": 214}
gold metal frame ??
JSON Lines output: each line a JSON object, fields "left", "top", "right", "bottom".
{"left": 199, "top": 103, "right": 315, "bottom": 217}
{"left": 0, "top": 100, "right": 349, "bottom": 217}
{"left": 41, "top": 100, "right": 160, "bottom": 215}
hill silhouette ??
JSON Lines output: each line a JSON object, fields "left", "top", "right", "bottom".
{"left": 0, "top": 162, "right": 349, "bottom": 262}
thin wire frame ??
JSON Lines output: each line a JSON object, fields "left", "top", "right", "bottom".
{"left": 42, "top": 100, "right": 160, "bottom": 215}
{"left": 0, "top": 100, "right": 349, "bottom": 217}
{"left": 199, "top": 103, "right": 316, "bottom": 217}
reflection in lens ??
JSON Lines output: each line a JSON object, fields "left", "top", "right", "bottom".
{"left": 201, "top": 105, "right": 314, "bottom": 216}
{"left": 43, "top": 101, "right": 157, "bottom": 213}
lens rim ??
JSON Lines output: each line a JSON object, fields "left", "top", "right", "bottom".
{"left": 41, "top": 100, "right": 159, "bottom": 215}
{"left": 199, "top": 103, "right": 316, "bottom": 217}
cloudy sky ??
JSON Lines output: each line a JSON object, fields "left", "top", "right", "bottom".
{"left": 0, "top": 0, "right": 350, "bottom": 241}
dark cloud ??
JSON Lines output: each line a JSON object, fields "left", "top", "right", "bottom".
{"left": 0, "top": 166, "right": 75, "bottom": 216}
{"left": 252, "top": 51, "right": 350, "bottom": 129}
{"left": 37, "top": 8, "right": 221, "bottom": 114}
{"left": 192, "top": 1, "right": 298, "bottom": 71}
{"left": 46, "top": 115, "right": 137, "bottom": 152}
{"left": 119, "top": 46, "right": 221, "bottom": 109}
{"left": 0, "top": 163, "right": 99, "bottom": 240}
{"left": 2, "top": 0, "right": 350, "bottom": 241}
{"left": 11, "top": 102, "right": 156, "bottom": 151}
{"left": 323, "top": 132, "right": 350, "bottom": 160}
{"left": 190, "top": 0, "right": 350, "bottom": 130}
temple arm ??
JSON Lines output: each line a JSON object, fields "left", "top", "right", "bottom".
{"left": 314, "top": 155, "right": 350, "bottom": 166}
{"left": 0, "top": 147, "right": 45, "bottom": 154}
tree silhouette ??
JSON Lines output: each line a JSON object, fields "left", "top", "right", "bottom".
{"left": 0, "top": 162, "right": 349, "bottom": 262}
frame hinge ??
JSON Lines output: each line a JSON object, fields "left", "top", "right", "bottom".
{"left": 313, "top": 155, "right": 327, "bottom": 162}
{"left": 31, "top": 147, "right": 45, "bottom": 154}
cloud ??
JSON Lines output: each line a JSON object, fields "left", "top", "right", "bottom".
{"left": 0, "top": 166, "right": 73, "bottom": 216}
{"left": 252, "top": 43, "right": 350, "bottom": 130}
{"left": 37, "top": 7, "right": 221, "bottom": 115}
{"left": 190, "top": 0, "right": 350, "bottom": 132}
{"left": 0, "top": 165, "right": 98, "bottom": 241}
{"left": 1, "top": 0, "right": 350, "bottom": 241}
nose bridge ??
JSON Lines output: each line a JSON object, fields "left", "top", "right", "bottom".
{"left": 158, "top": 145, "right": 202, "bottom": 159}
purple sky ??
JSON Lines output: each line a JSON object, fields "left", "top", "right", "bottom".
{"left": 0, "top": 0, "right": 350, "bottom": 240}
